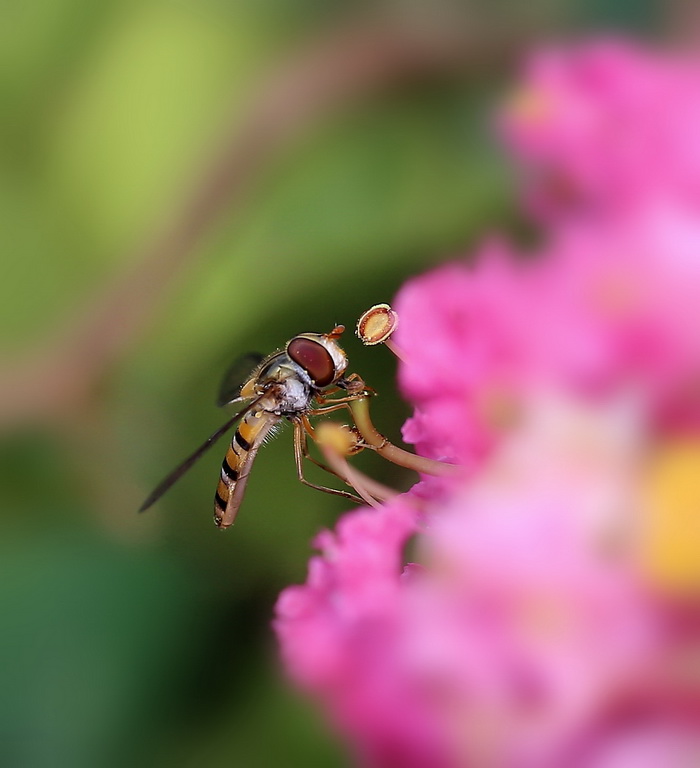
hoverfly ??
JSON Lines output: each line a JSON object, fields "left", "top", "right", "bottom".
{"left": 139, "top": 325, "right": 368, "bottom": 529}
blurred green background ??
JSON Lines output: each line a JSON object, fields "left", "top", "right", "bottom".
{"left": 0, "top": 1, "right": 663, "bottom": 766}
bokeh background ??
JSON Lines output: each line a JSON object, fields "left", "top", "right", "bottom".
{"left": 0, "top": 2, "right": 676, "bottom": 766}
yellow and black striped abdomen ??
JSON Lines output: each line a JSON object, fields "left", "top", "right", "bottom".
{"left": 214, "top": 410, "right": 277, "bottom": 529}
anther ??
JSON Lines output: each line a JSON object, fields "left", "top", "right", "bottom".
{"left": 356, "top": 304, "right": 399, "bottom": 345}
{"left": 356, "top": 304, "right": 406, "bottom": 361}
{"left": 315, "top": 422, "right": 363, "bottom": 456}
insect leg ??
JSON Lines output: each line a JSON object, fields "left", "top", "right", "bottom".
{"left": 314, "top": 392, "right": 370, "bottom": 406}
{"left": 299, "top": 412, "right": 365, "bottom": 477}
{"left": 307, "top": 402, "right": 354, "bottom": 416}
{"left": 292, "top": 419, "right": 364, "bottom": 504}
{"left": 298, "top": 416, "right": 396, "bottom": 505}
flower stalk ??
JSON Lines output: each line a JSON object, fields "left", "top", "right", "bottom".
{"left": 348, "top": 396, "right": 457, "bottom": 477}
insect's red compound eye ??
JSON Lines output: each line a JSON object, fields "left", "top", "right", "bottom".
{"left": 287, "top": 337, "right": 336, "bottom": 387}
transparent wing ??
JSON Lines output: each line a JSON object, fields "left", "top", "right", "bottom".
{"left": 216, "top": 352, "right": 265, "bottom": 407}
{"left": 139, "top": 398, "right": 263, "bottom": 512}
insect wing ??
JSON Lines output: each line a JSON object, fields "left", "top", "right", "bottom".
{"left": 217, "top": 352, "right": 265, "bottom": 407}
{"left": 139, "top": 398, "right": 262, "bottom": 512}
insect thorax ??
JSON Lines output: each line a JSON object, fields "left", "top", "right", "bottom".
{"left": 276, "top": 376, "right": 313, "bottom": 415}
{"left": 255, "top": 353, "right": 315, "bottom": 415}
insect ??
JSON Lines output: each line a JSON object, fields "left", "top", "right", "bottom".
{"left": 139, "top": 325, "right": 368, "bottom": 529}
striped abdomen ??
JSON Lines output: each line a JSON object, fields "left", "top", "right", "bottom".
{"left": 214, "top": 410, "right": 278, "bottom": 529}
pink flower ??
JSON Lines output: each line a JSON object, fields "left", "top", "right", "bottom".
{"left": 275, "top": 499, "right": 451, "bottom": 768}
{"left": 275, "top": 36, "right": 700, "bottom": 768}
{"left": 501, "top": 39, "right": 700, "bottom": 220}
{"left": 581, "top": 724, "right": 700, "bottom": 768}
{"left": 276, "top": 393, "right": 673, "bottom": 767}
{"left": 395, "top": 241, "right": 534, "bottom": 466}
{"left": 395, "top": 202, "right": 700, "bottom": 464}
{"left": 275, "top": 499, "right": 418, "bottom": 689}
{"left": 400, "top": 398, "right": 656, "bottom": 765}
{"left": 537, "top": 204, "right": 700, "bottom": 404}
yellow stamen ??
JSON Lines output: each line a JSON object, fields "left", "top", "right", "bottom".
{"left": 640, "top": 439, "right": 700, "bottom": 595}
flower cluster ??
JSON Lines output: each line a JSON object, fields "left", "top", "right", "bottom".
{"left": 501, "top": 38, "right": 700, "bottom": 220}
{"left": 275, "top": 39, "right": 700, "bottom": 767}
